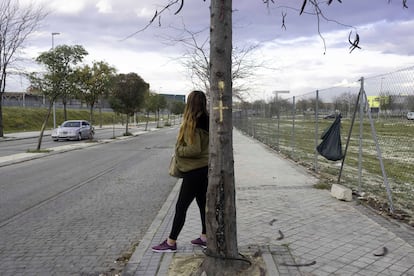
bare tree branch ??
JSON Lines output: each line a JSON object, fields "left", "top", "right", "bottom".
{"left": 159, "top": 22, "right": 275, "bottom": 100}
{"left": 121, "top": 0, "right": 212, "bottom": 41}
{"left": 389, "top": 0, "right": 409, "bottom": 8}
{"left": 0, "top": 1, "right": 47, "bottom": 91}
{"left": 174, "top": 0, "right": 185, "bottom": 15}
{"left": 272, "top": 0, "right": 408, "bottom": 53}
{"left": 348, "top": 31, "right": 361, "bottom": 53}
{"left": 0, "top": 0, "right": 48, "bottom": 137}
{"left": 121, "top": 0, "right": 186, "bottom": 41}
{"left": 281, "top": 11, "right": 287, "bottom": 30}
{"left": 300, "top": 0, "right": 307, "bottom": 15}
{"left": 268, "top": 1, "right": 357, "bottom": 54}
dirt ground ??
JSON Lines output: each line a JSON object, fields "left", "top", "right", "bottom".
{"left": 168, "top": 254, "right": 267, "bottom": 276}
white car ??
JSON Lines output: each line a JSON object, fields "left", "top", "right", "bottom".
{"left": 51, "top": 120, "right": 94, "bottom": 141}
{"left": 407, "top": 112, "right": 414, "bottom": 120}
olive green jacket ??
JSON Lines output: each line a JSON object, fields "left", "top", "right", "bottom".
{"left": 175, "top": 128, "right": 209, "bottom": 172}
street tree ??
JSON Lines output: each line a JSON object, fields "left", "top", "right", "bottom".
{"left": 30, "top": 45, "right": 87, "bottom": 150}
{"left": 143, "top": 92, "right": 156, "bottom": 130}
{"left": 36, "top": 45, "right": 88, "bottom": 121}
{"left": 0, "top": 0, "right": 47, "bottom": 137}
{"left": 145, "top": 92, "right": 167, "bottom": 128}
{"left": 296, "top": 98, "right": 311, "bottom": 113}
{"left": 170, "top": 100, "right": 185, "bottom": 115}
{"left": 109, "top": 73, "right": 149, "bottom": 135}
{"left": 76, "top": 61, "right": 116, "bottom": 125}
{"left": 406, "top": 95, "right": 414, "bottom": 111}
{"left": 28, "top": 71, "right": 57, "bottom": 150}
{"left": 199, "top": 2, "right": 239, "bottom": 273}
{"left": 379, "top": 91, "right": 393, "bottom": 118}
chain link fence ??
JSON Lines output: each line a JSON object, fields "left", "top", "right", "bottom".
{"left": 234, "top": 66, "right": 414, "bottom": 224}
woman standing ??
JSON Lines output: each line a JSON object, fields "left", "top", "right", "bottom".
{"left": 152, "top": 90, "right": 209, "bottom": 252}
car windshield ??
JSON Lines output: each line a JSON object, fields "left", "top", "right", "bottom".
{"left": 62, "top": 121, "right": 80, "bottom": 128}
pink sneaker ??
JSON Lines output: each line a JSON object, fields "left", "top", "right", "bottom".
{"left": 152, "top": 240, "right": 177, "bottom": 253}
{"left": 191, "top": 237, "right": 207, "bottom": 248}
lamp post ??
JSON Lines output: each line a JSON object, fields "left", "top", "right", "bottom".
{"left": 51, "top": 32, "right": 60, "bottom": 129}
{"left": 273, "top": 90, "right": 290, "bottom": 151}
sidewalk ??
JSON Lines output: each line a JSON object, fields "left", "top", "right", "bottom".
{"left": 123, "top": 129, "right": 414, "bottom": 276}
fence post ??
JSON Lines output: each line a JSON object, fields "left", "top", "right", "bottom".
{"left": 358, "top": 83, "right": 364, "bottom": 193}
{"left": 362, "top": 83, "right": 395, "bottom": 213}
{"left": 291, "top": 96, "right": 296, "bottom": 158}
{"left": 314, "top": 90, "right": 319, "bottom": 173}
{"left": 276, "top": 105, "right": 280, "bottom": 151}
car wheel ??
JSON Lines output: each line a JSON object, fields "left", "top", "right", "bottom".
{"left": 78, "top": 133, "right": 82, "bottom": 141}
{"left": 53, "top": 139, "right": 59, "bottom": 142}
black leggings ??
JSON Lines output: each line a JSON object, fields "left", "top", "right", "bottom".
{"left": 169, "top": 166, "right": 208, "bottom": 241}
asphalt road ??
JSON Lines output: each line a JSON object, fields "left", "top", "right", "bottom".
{"left": 0, "top": 126, "right": 179, "bottom": 275}
{"left": 0, "top": 123, "right": 159, "bottom": 158}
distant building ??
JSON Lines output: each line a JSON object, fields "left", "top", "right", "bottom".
{"left": 159, "top": 94, "right": 186, "bottom": 103}
{"left": 367, "top": 95, "right": 390, "bottom": 113}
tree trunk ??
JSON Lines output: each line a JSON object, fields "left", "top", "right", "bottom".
{"left": 0, "top": 96, "right": 3, "bottom": 137}
{"left": 198, "top": 0, "right": 241, "bottom": 274}
{"left": 37, "top": 103, "right": 53, "bottom": 150}
{"left": 145, "top": 111, "right": 149, "bottom": 131}
{"left": 99, "top": 97, "right": 103, "bottom": 128}
{"left": 125, "top": 114, "right": 129, "bottom": 135}
{"left": 1, "top": 65, "right": 6, "bottom": 137}
{"left": 89, "top": 104, "right": 94, "bottom": 124}
{"left": 63, "top": 97, "right": 67, "bottom": 121}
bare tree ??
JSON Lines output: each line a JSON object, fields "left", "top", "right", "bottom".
{"left": 163, "top": 24, "right": 272, "bottom": 101}
{"left": 335, "top": 91, "right": 359, "bottom": 118}
{"left": 0, "top": 0, "right": 47, "bottom": 137}
{"left": 175, "top": 26, "right": 210, "bottom": 94}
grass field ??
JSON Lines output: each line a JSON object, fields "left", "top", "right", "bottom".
{"left": 1, "top": 106, "right": 159, "bottom": 133}
{"left": 235, "top": 115, "right": 414, "bottom": 224}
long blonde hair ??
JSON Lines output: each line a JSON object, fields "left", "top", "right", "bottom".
{"left": 177, "top": 90, "right": 208, "bottom": 145}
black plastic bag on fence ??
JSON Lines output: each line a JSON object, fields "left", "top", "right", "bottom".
{"left": 317, "top": 114, "right": 344, "bottom": 161}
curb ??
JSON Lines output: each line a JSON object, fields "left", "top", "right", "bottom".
{"left": 122, "top": 179, "right": 182, "bottom": 276}
{"left": 0, "top": 128, "right": 157, "bottom": 168}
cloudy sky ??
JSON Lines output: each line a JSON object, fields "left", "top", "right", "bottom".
{"left": 8, "top": 0, "right": 414, "bottom": 100}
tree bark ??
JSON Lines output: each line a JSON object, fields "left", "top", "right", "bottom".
{"left": 198, "top": 0, "right": 240, "bottom": 274}
{"left": 63, "top": 98, "right": 67, "bottom": 121}
{"left": 126, "top": 114, "right": 129, "bottom": 134}
{"left": 37, "top": 103, "right": 53, "bottom": 150}
{"left": 89, "top": 104, "right": 94, "bottom": 124}
{"left": 0, "top": 97, "right": 3, "bottom": 137}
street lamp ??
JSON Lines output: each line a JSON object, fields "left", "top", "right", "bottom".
{"left": 273, "top": 90, "right": 290, "bottom": 151}
{"left": 51, "top": 32, "right": 60, "bottom": 129}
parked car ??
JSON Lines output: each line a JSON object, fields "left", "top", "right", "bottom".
{"left": 51, "top": 120, "right": 94, "bottom": 141}
{"left": 407, "top": 112, "right": 414, "bottom": 120}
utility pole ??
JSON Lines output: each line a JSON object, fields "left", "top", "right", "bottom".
{"left": 51, "top": 32, "right": 60, "bottom": 128}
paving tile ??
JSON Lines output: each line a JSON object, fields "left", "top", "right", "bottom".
{"left": 123, "top": 130, "right": 414, "bottom": 276}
